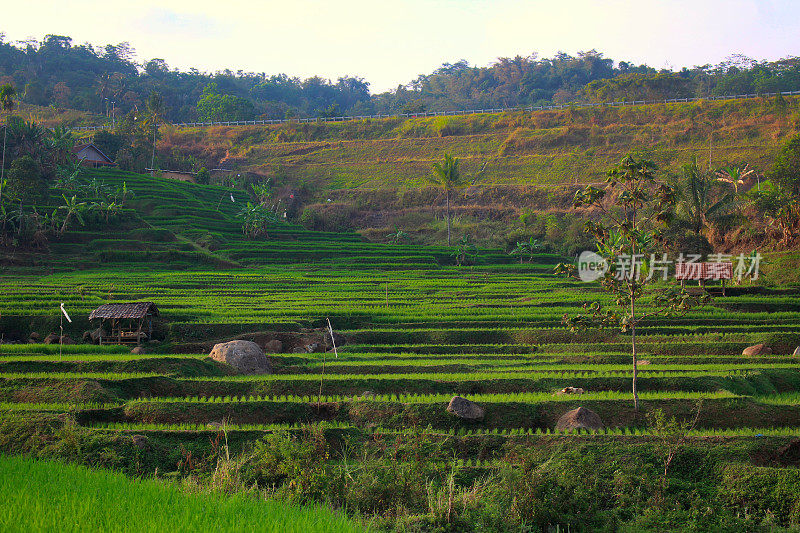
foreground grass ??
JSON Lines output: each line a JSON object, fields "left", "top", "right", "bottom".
{"left": 0, "top": 454, "right": 364, "bottom": 533}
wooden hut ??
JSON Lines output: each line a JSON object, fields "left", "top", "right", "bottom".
{"left": 88, "top": 302, "right": 159, "bottom": 345}
{"left": 72, "top": 143, "right": 116, "bottom": 168}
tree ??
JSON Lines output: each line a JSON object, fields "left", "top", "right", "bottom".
{"left": 56, "top": 194, "right": 88, "bottom": 235}
{"left": 45, "top": 126, "right": 75, "bottom": 165}
{"left": 197, "top": 83, "right": 255, "bottom": 122}
{"left": 142, "top": 90, "right": 166, "bottom": 174}
{"left": 674, "top": 158, "right": 736, "bottom": 235}
{"left": 92, "top": 130, "right": 125, "bottom": 162}
{"left": 0, "top": 83, "right": 16, "bottom": 183}
{"left": 714, "top": 164, "right": 755, "bottom": 194}
{"left": 555, "top": 155, "right": 707, "bottom": 410}
{"left": 452, "top": 233, "right": 477, "bottom": 266}
{"left": 428, "top": 154, "right": 486, "bottom": 245}
{"left": 509, "top": 237, "right": 545, "bottom": 263}
{"left": 6, "top": 155, "right": 46, "bottom": 207}
{"left": 771, "top": 134, "right": 800, "bottom": 197}
{"left": 52, "top": 81, "right": 71, "bottom": 107}
{"left": 238, "top": 202, "right": 280, "bottom": 238}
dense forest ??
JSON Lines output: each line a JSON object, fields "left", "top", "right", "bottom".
{"left": 2, "top": 33, "right": 800, "bottom": 122}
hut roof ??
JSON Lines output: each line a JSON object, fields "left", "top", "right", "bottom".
{"left": 89, "top": 302, "right": 159, "bottom": 320}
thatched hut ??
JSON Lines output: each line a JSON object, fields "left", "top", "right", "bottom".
{"left": 88, "top": 302, "right": 159, "bottom": 345}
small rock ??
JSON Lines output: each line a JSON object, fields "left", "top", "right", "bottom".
{"left": 306, "top": 343, "right": 320, "bottom": 353}
{"left": 60, "top": 336, "right": 74, "bottom": 345}
{"left": 556, "top": 406, "right": 604, "bottom": 432}
{"left": 264, "top": 339, "right": 283, "bottom": 353}
{"left": 446, "top": 396, "right": 485, "bottom": 421}
{"left": 131, "top": 346, "right": 146, "bottom": 355}
{"left": 743, "top": 344, "right": 772, "bottom": 356}
{"left": 556, "top": 386, "right": 584, "bottom": 395}
{"left": 43, "top": 333, "right": 60, "bottom": 344}
{"left": 291, "top": 346, "right": 308, "bottom": 354}
{"left": 209, "top": 340, "right": 270, "bottom": 374}
{"left": 638, "top": 360, "right": 651, "bottom": 366}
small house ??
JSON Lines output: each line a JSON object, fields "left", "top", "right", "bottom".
{"left": 88, "top": 302, "right": 159, "bottom": 345}
{"left": 73, "top": 143, "right": 116, "bottom": 168}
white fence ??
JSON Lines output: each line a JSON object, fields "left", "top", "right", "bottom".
{"left": 72, "top": 90, "right": 800, "bottom": 131}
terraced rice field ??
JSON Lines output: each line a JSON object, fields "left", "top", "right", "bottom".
{"left": 1, "top": 261, "right": 798, "bottom": 447}
{"left": 1, "top": 166, "right": 799, "bottom": 529}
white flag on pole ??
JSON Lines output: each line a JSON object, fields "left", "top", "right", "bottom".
{"left": 60, "top": 303, "right": 72, "bottom": 323}
{"left": 326, "top": 317, "right": 338, "bottom": 358}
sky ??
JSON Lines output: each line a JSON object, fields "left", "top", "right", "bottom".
{"left": 3, "top": 0, "right": 800, "bottom": 93}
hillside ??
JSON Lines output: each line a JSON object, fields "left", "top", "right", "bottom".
{"left": 0, "top": 167, "right": 511, "bottom": 273}
{"left": 160, "top": 95, "right": 798, "bottom": 189}
{"left": 142, "top": 95, "right": 799, "bottom": 250}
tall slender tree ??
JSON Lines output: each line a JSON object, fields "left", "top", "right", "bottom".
{"left": 428, "top": 154, "right": 485, "bottom": 245}
{"left": 0, "top": 84, "right": 17, "bottom": 183}
{"left": 142, "top": 90, "right": 166, "bottom": 175}
{"left": 556, "top": 155, "right": 707, "bottom": 411}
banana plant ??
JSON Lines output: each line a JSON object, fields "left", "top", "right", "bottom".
{"left": 58, "top": 194, "right": 88, "bottom": 235}
{"left": 389, "top": 226, "right": 409, "bottom": 244}
{"left": 452, "top": 233, "right": 478, "bottom": 266}
{"left": 509, "top": 237, "right": 545, "bottom": 263}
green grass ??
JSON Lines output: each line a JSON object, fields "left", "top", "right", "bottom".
{"left": 0, "top": 455, "right": 365, "bottom": 532}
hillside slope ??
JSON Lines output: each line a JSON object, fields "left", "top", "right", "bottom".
{"left": 0, "top": 169, "right": 510, "bottom": 272}
{"left": 160, "top": 95, "right": 799, "bottom": 189}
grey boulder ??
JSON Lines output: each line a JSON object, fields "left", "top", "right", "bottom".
{"left": 556, "top": 406, "right": 604, "bottom": 432}
{"left": 209, "top": 340, "right": 270, "bottom": 374}
{"left": 446, "top": 396, "right": 485, "bottom": 421}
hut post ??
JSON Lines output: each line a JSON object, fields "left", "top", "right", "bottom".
{"left": 136, "top": 317, "right": 143, "bottom": 346}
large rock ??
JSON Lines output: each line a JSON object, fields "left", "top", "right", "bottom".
{"left": 28, "top": 332, "right": 41, "bottom": 343}
{"left": 556, "top": 407, "right": 604, "bottom": 432}
{"left": 446, "top": 396, "right": 485, "bottom": 421}
{"left": 264, "top": 339, "right": 283, "bottom": 353}
{"left": 209, "top": 340, "right": 270, "bottom": 374}
{"left": 743, "top": 344, "right": 772, "bottom": 356}
{"left": 43, "top": 333, "right": 73, "bottom": 345}
{"left": 131, "top": 346, "right": 146, "bottom": 355}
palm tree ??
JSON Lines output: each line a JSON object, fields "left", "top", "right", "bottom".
{"left": 0, "top": 84, "right": 17, "bottom": 184}
{"left": 429, "top": 154, "right": 486, "bottom": 245}
{"left": 715, "top": 164, "right": 755, "bottom": 194}
{"left": 142, "top": 90, "right": 166, "bottom": 175}
{"left": 674, "top": 158, "right": 735, "bottom": 235}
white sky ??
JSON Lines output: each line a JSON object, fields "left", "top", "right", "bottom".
{"left": 3, "top": 0, "right": 800, "bottom": 93}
